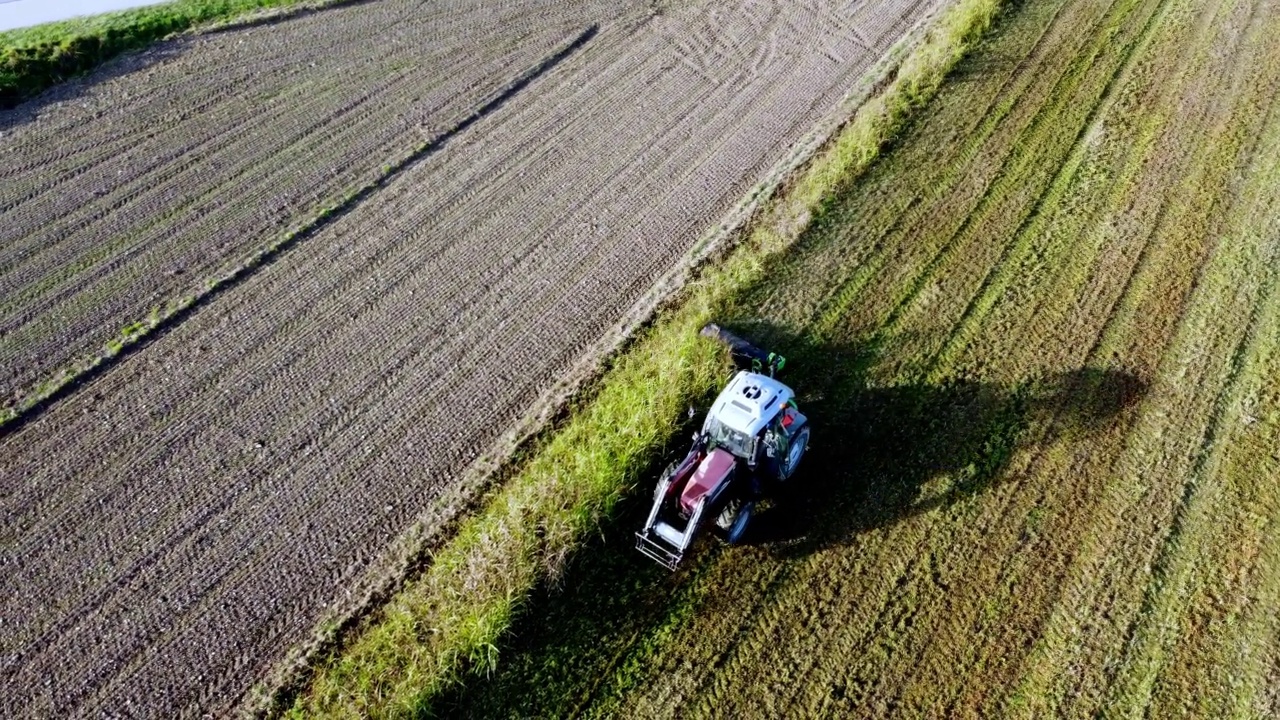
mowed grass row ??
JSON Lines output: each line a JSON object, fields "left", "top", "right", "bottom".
{"left": 0, "top": 0, "right": 327, "bottom": 107}
{"left": 274, "top": 0, "right": 1009, "bottom": 715}
{"left": 435, "top": 0, "right": 1280, "bottom": 714}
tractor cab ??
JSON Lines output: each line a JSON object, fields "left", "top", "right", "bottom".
{"left": 703, "top": 371, "right": 794, "bottom": 462}
{"left": 702, "top": 370, "right": 808, "bottom": 484}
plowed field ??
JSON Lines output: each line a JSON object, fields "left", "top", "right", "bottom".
{"left": 1, "top": 0, "right": 945, "bottom": 717}
{"left": 0, "top": 0, "right": 622, "bottom": 412}
{"left": 438, "top": 0, "right": 1280, "bottom": 715}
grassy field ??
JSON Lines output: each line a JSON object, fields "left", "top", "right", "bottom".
{"left": 0, "top": 0, "right": 319, "bottom": 107}
{"left": 423, "top": 0, "right": 1280, "bottom": 714}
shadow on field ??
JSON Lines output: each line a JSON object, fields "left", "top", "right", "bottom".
{"left": 731, "top": 326, "right": 1148, "bottom": 555}
{"left": 431, "top": 324, "right": 1146, "bottom": 718}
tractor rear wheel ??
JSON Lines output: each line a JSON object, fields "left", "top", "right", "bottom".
{"left": 716, "top": 499, "right": 755, "bottom": 545}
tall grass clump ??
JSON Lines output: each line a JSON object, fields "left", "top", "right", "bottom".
{"left": 0, "top": 0, "right": 317, "bottom": 108}
{"left": 285, "top": 0, "right": 1008, "bottom": 715}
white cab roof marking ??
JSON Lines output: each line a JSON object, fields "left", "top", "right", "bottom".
{"left": 705, "top": 370, "right": 795, "bottom": 438}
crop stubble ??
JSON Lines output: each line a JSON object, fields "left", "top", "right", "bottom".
{"left": 438, "top": 0, "right": 1280, "bottom": 715}
{"left": 1, "top": 0, "right": 946, "bottom": 717}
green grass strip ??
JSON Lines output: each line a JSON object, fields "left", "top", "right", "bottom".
{"left": 0, "top": 0, "right": 326, "bottom": 108}
{"left": 285, "top": 0, "right": 1004, "bottom": 716}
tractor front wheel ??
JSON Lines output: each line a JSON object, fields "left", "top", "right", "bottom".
{"left": 779, "top": 424, "right": 810, "bottom": 481}
{"left": 715, "top": 499, "right": 756, "bottom": 545}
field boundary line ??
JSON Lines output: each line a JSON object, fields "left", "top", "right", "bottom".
{"left": 270, "top": 0, "right": 1012, "bottom": 713}
{"left": 0, "top": 24, "right": 599, "bottom": 435}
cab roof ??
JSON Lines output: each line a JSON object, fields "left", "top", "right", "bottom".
{"left": 706, "top": 371, "right": 795, "bottom": 438}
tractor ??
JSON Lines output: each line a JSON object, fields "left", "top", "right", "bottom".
{"left": 635, "top": 324, "right": 810, "bottom": 570}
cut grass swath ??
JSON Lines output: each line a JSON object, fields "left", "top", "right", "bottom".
{"left": 283, "top": 0, "right": 1004, "bottom": 714}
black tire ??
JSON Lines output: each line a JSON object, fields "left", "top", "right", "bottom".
{"left": 779, "top": 424, "right": 810, "bottom": 481}
{"left": 715, "top": 498, "right": 756, "bottom": 545}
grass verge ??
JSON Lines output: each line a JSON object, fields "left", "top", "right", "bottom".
{"left": 0, "top": 0, "right": 330, "bottom": 108}
{"left": 283, "top": 0, "right": 1004, "bottom": 715}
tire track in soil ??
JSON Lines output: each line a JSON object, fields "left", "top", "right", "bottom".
{"left": 7, "top": 15, "right": 618, "bottom": 712}
{"left": 0, "top": 19, "right": 603, "bottom": 441}
{"left": 1, "top": 0, "right": 945, "bottom": 717}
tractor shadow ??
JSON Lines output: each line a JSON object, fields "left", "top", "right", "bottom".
{"left": 430, "top": 327, "right": 1146, "bottom": 718}
{"left": 736, "top": 330, "right": 1148, "bottom": 554}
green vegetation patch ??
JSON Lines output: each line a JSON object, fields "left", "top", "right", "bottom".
{"left": 0, "top": 0, "right": 318, "bottom": 108}
{"left": 280, "top": 0, "right": 1004, "bottom": 715}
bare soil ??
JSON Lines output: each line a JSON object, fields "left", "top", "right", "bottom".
{"left": 0, "top": 0, "right": 943, "bottom": 716}
{"left": 0, "top": 0, "right": 617, "bottom": 407}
